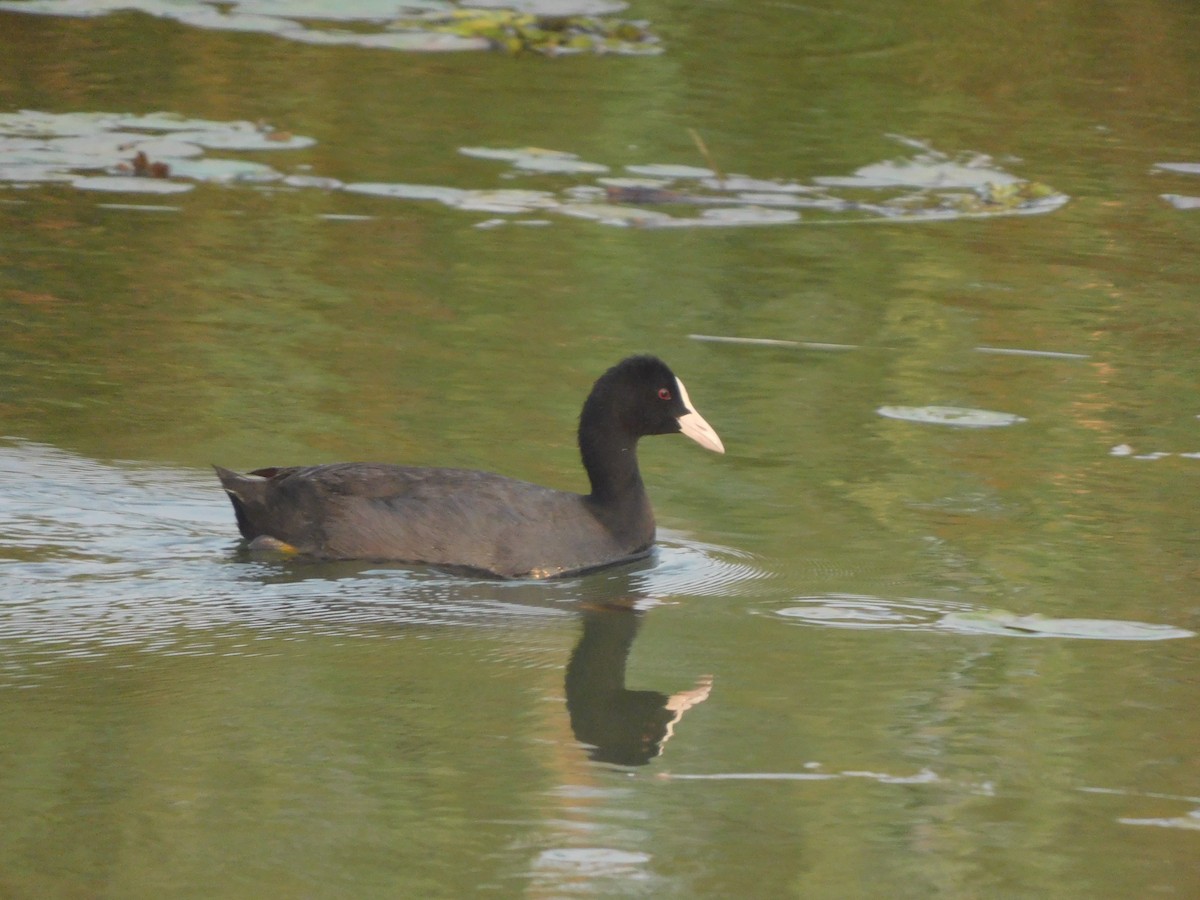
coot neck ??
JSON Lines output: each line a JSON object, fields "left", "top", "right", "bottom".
{"left": 579, "top": 416, "right": 646, "bottom": 507}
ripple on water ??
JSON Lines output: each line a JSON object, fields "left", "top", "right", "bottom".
{"left": 623, "top": 531, "right": 768, "bottom": 602}
{"left": 0, "top": 440, "right": 763, "bottom": 669}
{"left": 775, "top": 594, "right": 954, "bottom": 629}
{"left": 528, "top": 847, "right": 655, "bottom": 895}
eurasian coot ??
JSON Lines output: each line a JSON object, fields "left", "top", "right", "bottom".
{"left": 215, "top": 355, "right": 723, "bottom": 578}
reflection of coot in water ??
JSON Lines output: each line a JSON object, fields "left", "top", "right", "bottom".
{"left": 565, "top": 602, "right": 711, "bottom": 766}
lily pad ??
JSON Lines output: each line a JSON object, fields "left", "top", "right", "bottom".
{"left": 877, "top": 405, "right": 1026, "bottom": 427}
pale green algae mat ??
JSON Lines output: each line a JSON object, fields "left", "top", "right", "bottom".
{"left": 0, "top": 0, "right": 663, "bottom": 54}
{"left": 0, "top": 109, "right": 1065, "bottom": 226}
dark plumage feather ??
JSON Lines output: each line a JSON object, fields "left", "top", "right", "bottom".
{"left": 215, "top": 356, "right": 722, "bottom": 579}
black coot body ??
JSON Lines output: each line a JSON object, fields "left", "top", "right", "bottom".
{"left": 215, "top": 355, "right": 723, "bottom": 578}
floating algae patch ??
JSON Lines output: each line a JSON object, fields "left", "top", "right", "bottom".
{"left": 390, "top": 6, "right": 662, "bottom": 56}
{"left": 282, "top": 173, "right": 344, "bottom": 190}
{"left": 71, "top": 175, "right": 195, "bottom": 194}
{"left": 625, "top": 163, "right": 716, "bottom": 179}
{"left": 162, "top": 127, "right": 315, "bottom": 151}
{"left": 0, "top": 110, "right": 307, "bottom": 193}
{"left": 511, "top": 156, "right": 609, "bottom": 174}
{"left": 460, "top": 146, "right": 609, "bottom": 173}
{"left": 441, "top": 136, "right": 1068, "bottom": 227}
{"left": 0, "top": 164, "right": 75, "bottom": 184}
{"left": 459, "top": 147, "right": 576, "bottom": 163}
{"left": 343, "top": 182, "right": 560, "bottom": 214}
{"left": 651, "top": 206, "right": 801, "bottom": 228}
{"left": 808, "top": 138, "right": 1067, "bottom": 218}
{"left": 0, "top": 116, "right": 1069, "bottom": 232}
{"left": 0, "top": 0, "right": 663, "bottom": 56}
{"left": 555, "top": 202, "right": 676, "bottom": 226}
{"left": 343, "top": 182, "right": 469, "bottom": 203}
{"left": 163, "top": 158, "right": 283, "bottom": 182}
{"left": 453, "top": 188, "right": 560, "bottom": 212}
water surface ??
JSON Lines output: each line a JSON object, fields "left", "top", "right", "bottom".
{"left": 2, "top": 0, "right": 1199, "bottom": 896}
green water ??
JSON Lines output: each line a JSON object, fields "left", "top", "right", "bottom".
{"left": 2, "top": 1, "right": 1199, "bottom": 897}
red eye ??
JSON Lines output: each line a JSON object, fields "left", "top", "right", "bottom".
{"left": 658, "top": 388, "right": 672, "bottom": 401}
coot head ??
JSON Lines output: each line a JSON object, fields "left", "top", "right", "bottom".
{"left": 581, "top": 355, "right": 724, "bottom": 452}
